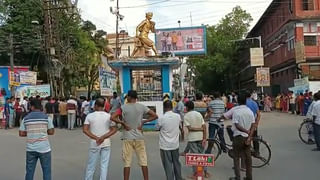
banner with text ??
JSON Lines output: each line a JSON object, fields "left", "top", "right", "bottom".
{"left": 20, "top": 71, "right": 37, "bottom": 85}
{"left": 99, "top": 67, "right": 117, "bottom": 96}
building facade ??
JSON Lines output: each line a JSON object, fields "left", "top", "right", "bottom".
{"left": 106, "top": 30, "right": 135, "bottom": 58}
{"left": 240, "top": 0, "right": 320, "bottom": 96}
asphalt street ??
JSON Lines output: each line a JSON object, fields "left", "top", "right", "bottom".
{"left": 0, "top": 111, "right": 319, "bottom": 180}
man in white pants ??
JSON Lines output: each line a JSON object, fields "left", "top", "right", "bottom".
{"left": 67, "top": 97, "right": 77, "bottom": 130}
{"left": 83, "top": 98, "right": 117, "bottom": 180}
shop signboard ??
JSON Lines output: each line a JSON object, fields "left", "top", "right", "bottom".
{"left": 20, "top": 71, "right": 37, "bottom": 85}
{"left": 99, "top": 67, "right": 117, "bottom": 96}
{"left": 15, "top": 84, "right": 51, "bottom": 98}
{"left": 250, "top": 48, "right": 264, "bottom": 66}
{"left": 256, "top": 67, "right": 270, "bottom": 87}
{"left": 185, "top": 153, "right": 215, "bottom": 167}
{"left": 155, "top": 26, "right": 207, "bottom": 55}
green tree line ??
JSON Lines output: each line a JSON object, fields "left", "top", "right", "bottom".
{"left": 0, "top": 0, "right": 107, "bottom": 97}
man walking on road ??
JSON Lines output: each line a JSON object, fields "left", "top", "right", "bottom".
{"left": 83, "top": 98, "right": 118, "bottom": 180}
{"left": 19, "top": 99, "right": 55, "bottom": 180}
{"left": 111, "top": 90, "right": 158, "bottom": 180}
{"left": 183, "top": 101, "right": 208, "bottom": 178}
{"left": 156, "top": 100, "right": 184, "bottom": 180}
{"left": 230, "top": 94, "right": 255, "bottom": 180}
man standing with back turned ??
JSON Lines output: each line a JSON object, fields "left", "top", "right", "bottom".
{"left": 83, "top": 98, "right": 118, "bottom": 180}
{"left": 111, "top": 90, "right": 158, "bottom": 180}
{"left": 19, "top": 99, "right": 55, "bottom": 180}
{"left": 230, "top": 94, "right": 255, "bottom": 180}
{"left": 156, "top": 100, "right": 184, "bottom": 180}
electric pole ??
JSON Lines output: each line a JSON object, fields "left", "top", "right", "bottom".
{"left": 115, "top": 0, "right": 119, "bottom": 59}
{"left": 9, "top": 33, "right": 14, "bottom": 95}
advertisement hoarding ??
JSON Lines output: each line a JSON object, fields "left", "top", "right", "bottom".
{"left": 256, "top": 67, "right": 270, "bottom": 87}
{"left": 99, "top": 67, "right": 117, "bottom": 96}
{"left": 15, "top": 84, "right": 51, "bottom": 98}
{"left": 155, "top": 26, "right": 207, "bottom": 55}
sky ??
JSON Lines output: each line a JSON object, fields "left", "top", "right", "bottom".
{"left": 77, "top": 0, "right": 273, "bottom": 36}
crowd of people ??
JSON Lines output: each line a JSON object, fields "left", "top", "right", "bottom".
{"left": 6, "top": 88, "right": 320, "bottom": 180}
{"left": 0, "top": 92, "right": 122, "bottom": 130}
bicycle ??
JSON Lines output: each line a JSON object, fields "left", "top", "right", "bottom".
{"left": 298, "top": 118, "right": 315, "bottom": 145}
{"left": 207, "top": 125, "right": 271, "bottom": 168}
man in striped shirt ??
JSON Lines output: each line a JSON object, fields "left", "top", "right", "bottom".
{"left": 205, "top": 92, "right": 227, "bottom": 153}
{"left": 19, "top": 99, "right": 55, "bottom": 180}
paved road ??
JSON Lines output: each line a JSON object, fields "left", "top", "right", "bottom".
{"left": 0, "top": 112, "right": 319, "bottom": 180}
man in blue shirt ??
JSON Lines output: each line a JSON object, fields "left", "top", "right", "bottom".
{"left": 246, "top": 91, "right": 261, "bottom": 156}
{"left": 19, "top": 99, "right": 55, "bottom": 180}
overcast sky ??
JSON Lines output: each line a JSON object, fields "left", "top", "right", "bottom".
{"left": 77, "top": 0, "right": 273, "bottom": 36}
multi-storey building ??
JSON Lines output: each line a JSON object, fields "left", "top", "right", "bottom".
{"left": 239, "top": 0, "right": 320, "bottom": 95}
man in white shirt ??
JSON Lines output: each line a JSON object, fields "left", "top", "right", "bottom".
{"left": 83, "top": 98, "right": 117, "bottom": 180}
{"left": 184, "top": 101, "right": 208, "bottom": 178}
{"left": 67, "top": 97, "right": 77, "bottom": 130}
{"left": 311, "top": 92, "right": 320, "bottom": 151}
{"left": 230, "top": 94, "right": 255, "bottom": 180}
{"left": 156, "top": 100, "right": 183, "bottom": 180}
{"left": 81, "top": 97, "right": 91, "bottom": 124}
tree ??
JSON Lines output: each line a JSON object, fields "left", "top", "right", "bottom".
{"left": 188, "top": 6, "right": 253, "bottom": 93}
{"left": 0, "top": 0, "right": 107, "bottom": 98}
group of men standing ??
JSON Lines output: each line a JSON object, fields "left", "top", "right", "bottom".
{"left": 18, "top": 89, "right": 261, "bottom": 180}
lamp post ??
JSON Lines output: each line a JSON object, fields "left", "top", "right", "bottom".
{"left": 233, "top": 36, "right": 264, "bottom": 94}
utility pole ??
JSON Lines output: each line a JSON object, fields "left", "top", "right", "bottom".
{"left": 9, "top": 33, "right": 14, "bottom": 95}
{"left": 115, "top": 0, "right": 119, "bottom": 59}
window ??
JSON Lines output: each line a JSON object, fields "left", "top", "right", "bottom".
{"left": 302, "top": 0, "right": 314, "bottom": 11}
{"left": 288, "top": 38, "right": 295, "bottom": 51}
{"left": 289, "top": 0, "right": 293, "bottom": 13}
{"left": 304, "top": 22, "right": 317, "bottom": 33}
{"left": 304, "top": 35, "right": 317, "bottom": 46}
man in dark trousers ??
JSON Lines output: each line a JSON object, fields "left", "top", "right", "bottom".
{"left": 230, "top": 94, "right": 255, "bottom": 180}
{"left": 156, "top": 100, "right": 184, "bottom": 180}
{"left": 19, "top": 99, "right": 55, "bottom": 180}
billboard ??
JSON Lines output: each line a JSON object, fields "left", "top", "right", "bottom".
{"left": 15, "top": 84, "right": 51, "bottom": 98}
{"left": 256, "top": 67, "right": 270, "bottom": 87}
{"left": 99, "top": 67, "right": 117, "bottom": 96}
{"left": 155, "top": 26, "right": 207, "bottom": 55}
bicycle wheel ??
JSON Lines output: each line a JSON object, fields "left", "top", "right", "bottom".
{"left": 298, "top": 120, "right": 315, "bottom": 145}
{"left": 206, "top": 139, "right": 222, "bottom": 161}
{"left": 252, "top": 138, "right": 271, "bottom": 168}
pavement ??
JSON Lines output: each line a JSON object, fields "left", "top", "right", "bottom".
{"left": 0, "top": 111, "right": 319, "bottom": 180}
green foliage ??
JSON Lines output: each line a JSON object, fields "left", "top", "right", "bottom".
{"left": 0, "top": 0, "right": 107, "bottom": 97}
{"left": 189, "top": 6, "right": 253, "bottom": 93}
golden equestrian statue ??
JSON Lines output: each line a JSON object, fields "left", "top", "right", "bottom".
{"left": 131, "top": 12, "right": 158, "bottom": 57}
